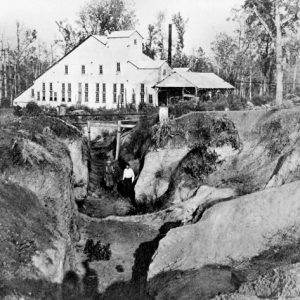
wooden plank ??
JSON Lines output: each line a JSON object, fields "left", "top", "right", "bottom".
{"left": 120, "top": 124, "right": 136, "bottom": 129}
{"left": 115, "top": 120, "right": 122, "bottom": 160}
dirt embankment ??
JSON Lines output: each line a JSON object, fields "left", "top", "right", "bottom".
{"left": 135, "top": 107, "right": 300, "bottom": 299}
{"left": 0, "top": 115, "right": 88, "bottom": 298}
{"left": 3, "top": 108, "right": 300, "bottom": 299}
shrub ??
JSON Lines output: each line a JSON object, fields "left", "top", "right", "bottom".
{"left": 252, "top": 95, "right": 273, "bottom": 106}
{"left": 227, "top": 95, "right": 247, "bottom": 110}
{"left": 214, "top": 99, "right": 229, "bottom": 111}
{"left": 261, "top": 119, "right": 290, "bottom": 158}
{"left": 13, "top": 105, "right": 23, "bottom": 117}
{"left": 83, "top": 239, "right": 111, "bottom": 262}
{"left": 178, "top": 114, "right": 241, "bottom": 181}
{"left": 169, "top": 102, "right": 195, "bottom": 118}
{"left": 25, "top": 102, "right": 43, "bottom": 116}
{"left": 14, "top": 115, "right": 81, "bottom": 140}
{"left": 182, "top": 144, "right": 219, "bottom": 179}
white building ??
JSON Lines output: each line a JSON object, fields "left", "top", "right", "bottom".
{"left": 14, "top": 30, "right": 172, "bottom": 108}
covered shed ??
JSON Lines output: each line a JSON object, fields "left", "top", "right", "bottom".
{"left": 153, "top": 71, "right": 235, "bottom": 105}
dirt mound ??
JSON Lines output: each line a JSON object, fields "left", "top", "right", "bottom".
{"left": 0, "top": 181, "right": 60, "bottom": 298}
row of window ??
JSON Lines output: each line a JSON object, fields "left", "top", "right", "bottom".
{"left": 64, "top": 63, "right": 121, "bottom": 75}
{"left": 36, "top": 83, "right": 152, "bottom": 104}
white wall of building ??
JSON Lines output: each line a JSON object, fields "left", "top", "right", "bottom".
{"left": 14, "top": 31, "right": 172, "bottom": 109}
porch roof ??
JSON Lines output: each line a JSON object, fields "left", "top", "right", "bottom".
{"left": 154, "top": 72, "right": 235, "bottom": 90}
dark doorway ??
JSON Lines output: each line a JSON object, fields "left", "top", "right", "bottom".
{"left": 158, "top": 91, "right": 168, "bottom": 106}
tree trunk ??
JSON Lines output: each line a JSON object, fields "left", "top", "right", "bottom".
{"left": 275, "top": 0, "right": 283, "bottom": 105}
{"left": 293, "top": 58, "right": 298, "bottom": 93}
{"left": 249, "top": 71, "right": 252, "bottom": 101}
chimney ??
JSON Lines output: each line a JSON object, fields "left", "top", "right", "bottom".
{"left": 168, "top": 24, "right": 172, "bottom": 67}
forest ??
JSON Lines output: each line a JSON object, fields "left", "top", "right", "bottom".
{"left": 0, "top": 0, "right": 299, "bottom": 107}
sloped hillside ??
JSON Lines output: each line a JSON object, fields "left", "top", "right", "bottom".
{"left": 0, "top": 115, "right": 88, "bottom": 298}
{"left": 0, "top": 182, "right": 61, "bottom": 299}
{"left": 131, "top": 107, "right": 300, "bottom": 299}
{"left": 136, "top": 108, "right": 300, "bottom": 206}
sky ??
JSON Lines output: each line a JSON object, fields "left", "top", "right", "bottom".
{"left": 0, "top": 0, "right": 244, "bottom": 56}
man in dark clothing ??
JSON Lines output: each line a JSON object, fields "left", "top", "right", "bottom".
{"left": 105, "top": 159, "right": 114, "bottom": 191}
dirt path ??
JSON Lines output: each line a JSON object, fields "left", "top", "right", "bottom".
{"left": 73, "top": 213, "right": 180, "bottom": 300}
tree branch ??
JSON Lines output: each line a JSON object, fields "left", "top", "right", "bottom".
{"left": 252, "top": 6, "right": 275, "bottom": 40}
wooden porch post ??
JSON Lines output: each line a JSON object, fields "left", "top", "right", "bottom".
{"left": 115, "top": 120, "right": 122, "bottom": 160}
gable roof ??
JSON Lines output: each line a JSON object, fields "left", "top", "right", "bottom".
{"left": 128, "top": 54, "right": 166, "bottom": 69}
{"left": 109, "top": 30, "right": 143, "bottom": 39}
{"left": 128, "top": 59, "right": 166, "bottom": 69}
{"left": 93, "top": 35, "right": 108, "bottom": 45}
{"left": 34, "top": 35, "right": 105, "bottom": 82}
{"left": 154, "top": 72, "right": 235, "bottom": 90}
{"left": 173, "top": 67, "right": 190, "bottom": 74}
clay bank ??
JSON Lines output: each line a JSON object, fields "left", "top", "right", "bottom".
{"left": 2, "top": 107, "right": 300, "bottom": 299}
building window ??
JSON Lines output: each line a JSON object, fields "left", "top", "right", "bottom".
{"left": 120, "top": 83, "right": 124, "bottom": 103}
{"left": 78, "top": 83, "right": 82, "bottom": 103}
{"left": 62, "top": 83, "right": 65, "bottom": 102}
{"left": 65, "top": 65, "right": 68, "bottom": 75}
{"left": 85, "top": 83, "right": 88, "bottom": 102}
{"left": 82, "top": 65, "right": 85, "bottom": 75}
{"left": 49, "top": 83, "right": 53, "bottom": 101}
{"left": 37, "top": 91, "right": 40, "bottom": 101}
{"left": 102, "top": 83, "right": 106, "bottom": 103}
{"left": 42, "top": 83, "right": 46, "bottom": 101}
{"left": 134, "top": 39, "right": 137, "bottom": 45}
{"left": 68, "top": 83, "right": 71, "bottom": 102}
{"left": 140, "top": 83, "right": 145, "bottom": 103}
{"left": 117, "top": 62, "right": 120, "bottom": 72}
{"left": 163, "top": 69, "right": 166, "bottom": 76}
{"left": 31, "top": 88, "right": 34, "bottom": 98}
{"left": 54, "top": 92, "right": 57, "bottom": 101}
{"left": 99, "top": 65, "right": 103, "bottom": 75}
{"left": 113, "top": 83, "right": 117, "bottom": 103}
{"left": 95, "top": 83, "right": 100, "bottom": 103}
{"left": 149, "top": 94, "right": 153, "bottom": 104}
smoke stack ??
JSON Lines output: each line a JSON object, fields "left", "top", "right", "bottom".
{"left": 168, "top": 24, "right": 172, "bottom": 67}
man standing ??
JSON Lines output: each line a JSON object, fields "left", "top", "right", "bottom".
{"left": 105, "top": 159, "right": 114, "bottom": 191}
{"left": 122, "top": 163, "right": 135, "bottom": 198}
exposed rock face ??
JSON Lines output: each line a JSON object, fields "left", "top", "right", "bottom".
{"left": 148, "top": 180, "right": 300, "bottom": 299}
{"left": 135, "top": 147, "right": 189, "bottom": 203}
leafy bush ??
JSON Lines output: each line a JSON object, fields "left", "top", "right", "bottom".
{"left": 227, "top": 95, "right": 247, "bottom": 110}
{"left": 169, "top": 102, "right": 195, "bottom": 118}
{"left": 43, "top": 106, "right": 58, "bottom": 116}
{"left": 83, "top": 239, "right": 111, "bottom": 262}
{"left": 182, "top": 144, "right": 219, "bottom": 179}
{"left": 177, "top": 114, "right": 241, "bottom": 180}
{"left": 187, "top": 114, "right": 241, "bottom": 150}
{"left": 214, "top": 99, "right": 229, "bottom": 111}
{"left": 13, "top": 105, "right": 23, "bottom": 117}
{"left": 252, "top": 95, "right": 273, "bottom": 106}
{"left": 25, "top": 102, "right": 43, "bottom": 116}
{"left": 138, "top": 102, "right": 159, "bottom": 114}
{"left": 261, "top": 119, "right": 290, "bottom": 158}
{"left": 14, "top": 115, "right": 81, "bottom": 140}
